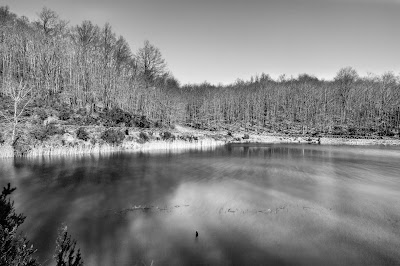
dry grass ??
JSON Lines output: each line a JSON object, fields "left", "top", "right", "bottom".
{"left": 0, "top": 145, "right": 14, "bottom": 158}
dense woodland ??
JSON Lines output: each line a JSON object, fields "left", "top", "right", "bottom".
{"left": 1, "top": 6, "right": 400, "bottom": 137}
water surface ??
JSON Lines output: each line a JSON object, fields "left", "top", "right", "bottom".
{"left": 1, "top": 144, "right": 400, "bottom": 265}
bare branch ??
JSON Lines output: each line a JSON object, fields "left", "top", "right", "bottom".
{"left": 0, "top": 110, "right": 12, "bottom": 123}
{"left": 16, "top": 97, "right": 32, "bottom": 119}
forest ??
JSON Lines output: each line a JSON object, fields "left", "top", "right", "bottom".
{"left": 1, "top": 5, "right": 400, "bottom": 140}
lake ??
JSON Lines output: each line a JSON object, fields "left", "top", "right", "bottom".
{"left": 1, "top": 144, "right": 400, "bottom": 265}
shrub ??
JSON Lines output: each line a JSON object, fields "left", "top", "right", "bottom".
{"left": 139, "top": 132, "right": 149, "bottom": 142}
{"left": 35, "top": 108, "right": 48, "bottom": 120}
{"left": 103, "top": 108, "right": 132, "bottom": 126}
{"left": 0, "top": 132, "right": 4, "bottom": 144}
{"left": 348, "top": 127, "right": 357, "bottom": 135}
{"left": 69, "top": 115, "right": 81, "bottom": 125}
{"left": 77, "top": 108, "right": 87, "bottom": 116}
{"left": 154, "top": 120, "right": 163, "bottom": 128}
{"left": 58, "top": 105, "right": 72, "bottom": 121}
{"left": 332, "top": 125, "right": 345, "bottom": 135}
{"left": 311, "top": 131, "right": 320, "bottom": 137}
{"left": 1, "top": 183, "right": 84, "bottom": 266}
{"left": 386, "top": 131, "right": 395, "bottom": 137}
{"left": 243, "top": 134, "right": 250, "bottom": 139}
{"left": 47, "top": 124, "right": 64, "bottom": 136}
{"left": 162, "top": 131, "right": 174, "bottom": 140}
{"left": 31, "top": 124, "right": 65, "bottom": 141}
{"left": 378, "top": 130, "right": 394, "bottom": 137}
{"left": 101, "top": 129, "right": 125, "bottom": 144}
{"left": 84, "top": 116, "right": 98, "bottom": 126}
{"left": 133, "top": 115, "right": 151, "bottom": 128}
{"left": 76, "top": 127, "right": 89, "bottom": 141}
{"left": 193, "top": 123, "right": 202, "bottom": 129}
{"left": 0, "top": 183, "right": 40, "bottom": 266}
{"left": 13, "top": 141, "right": 32, "bottom": 157}
{"left": 31, "top": 127, "right": 48, "bottom": 141}
{"left": 54, "top": 225, "right": 84, "bottom": 266}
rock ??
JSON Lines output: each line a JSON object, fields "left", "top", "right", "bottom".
{"left": 43, "top": 116, "right": 58, "bottom": 126}
{"left": 62, "top": 133, "right": 75, "bottom": 144}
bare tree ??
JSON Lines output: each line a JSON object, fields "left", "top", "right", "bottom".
{"left": 36, "top": 7, "right": 67, "bottom": 36}
{"left": 75, "top": 20, "right": 99, "bottom": 52}
{"left": 0, "top": 80, "right": 32, "bottom": 144}
{"left": 114, "top": 35, "right": 132, "bottom": 72}
{"left": 334, "top": 67, "right": 358, "bottom": 124}
{"left": 136, "top": 40, "right": 166, "bottom": 87}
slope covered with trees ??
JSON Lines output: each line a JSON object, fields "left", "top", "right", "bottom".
{"left": 182, "top": 71, "right": 400, "bottom": 136}
{"left": 1, "top": 5, "right": 399, "bottom": 149}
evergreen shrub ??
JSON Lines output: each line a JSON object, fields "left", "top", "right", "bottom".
{"left": 101, "top": 129, "right": 124, "bottom": 144}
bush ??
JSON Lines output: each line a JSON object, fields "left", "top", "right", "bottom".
{"left": 47, "top": 124, "right": 64, "bottom": 136}
{"left": 103, "top": 108, "right": 132, "bottom": 127}
{"left": 31, "top": 127, "right": 48, "bottom": 141}
{"left": 243, "top": 134, "right": 250, "bottom": 139}
{"left": 58, "top": 105, "right": 72, "bottom": 121}
{"left": 348, "top": 127, "right": 357, "bottom": 135}
{"left": 101, "top": 129, "right": 125, "bottom": 144}
{"left": 77, "top": 108, "right": 87, "bottom": 116}
{"left": 332, "top": 125, "right": 345, "bottom": 135}
{"left": 133, "top": 115, "right": 151, "bottom": 128}
{"left": 54, "top": 225, "right": 84, "bottom": 266}
{"left": 386, "top": 131, "right": 395, "bottom": 137}
{"left": 311, "top": 131, "right": 320, "bottom": 137}
{"left": 154, "top": 120, "right": 163, "bottom": 128}
{"left": 0, "top": 132, "right": 4, "bottom": 144}
{"left": 162, "top": 131, "right": 174, "bottom": 140}
{"left": 76, "top": 127, "right": 89, "bottom": 141}
{"left": 31, "top": 124, "right": 65, "bottom": 141}
{"left": 35, "top": 108, "right": 48, "bottom": 120}
{"left": 13, "top": 138, "right": 32, "bottom": 156}
{"left": 1, "top": 184, "right": 84, "bottom": 266}
{"left": 0, "top": 183, "right": 40, "bottom": 266}
{"left": 84, "top": 116, "right": 98, "bottom": 126}
{"left": 139, "top": 132, "right": 149, "bottom": 142}
{"left": 378, "top": 130, "right": 395, "bottom": 137}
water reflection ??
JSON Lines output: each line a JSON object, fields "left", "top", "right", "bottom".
{"left": 1, "top": 144, "right": 400, "bottom": 265}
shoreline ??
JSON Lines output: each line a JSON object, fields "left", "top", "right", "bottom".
{"left": 228, "top": 134, "right": 400, "bottom": 146}
{"left": 1, "top": 132, "right": 399, "bottom": 159}
{"left": 0, "top": 138, "right": 228, "bottom": 159}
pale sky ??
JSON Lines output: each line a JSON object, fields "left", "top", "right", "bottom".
{"left": 3, "top": 0, "right": 400, "bottom": 84}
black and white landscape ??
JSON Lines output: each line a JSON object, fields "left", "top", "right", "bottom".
{"left": 1, "top": 1, "right": 400, "bottom": 265}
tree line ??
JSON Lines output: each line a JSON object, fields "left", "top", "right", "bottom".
{"left": 181, "top": 71, "right": 400, "bottom": 136}
{"left": 1, "top": 6, "right": 399, "bottom": 136}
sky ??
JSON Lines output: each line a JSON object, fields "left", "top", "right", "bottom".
{"left": 3, "top": 0, "right": 400, "bottom": 85}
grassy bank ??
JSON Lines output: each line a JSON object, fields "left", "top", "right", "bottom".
{"left": 2, "top": 126, "right": 400, "bottom": 159}
{"left": 0, "top": 126, "right": 230, "bottom": 158}
{"left": 0, "top": 144, "right": 14, "bottom": 158}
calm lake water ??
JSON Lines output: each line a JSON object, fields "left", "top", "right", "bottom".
{"left": 1, "top": 144, "right": 400, "bottom": 265}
